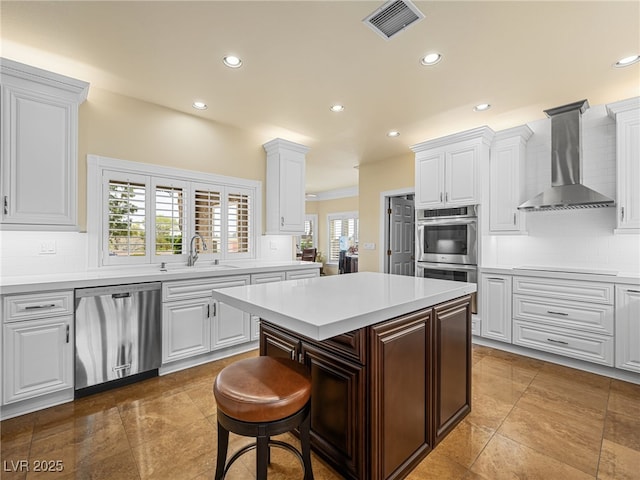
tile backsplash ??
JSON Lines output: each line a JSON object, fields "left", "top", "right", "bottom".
{"left": 0, "top": 231, "right": 296, "bottom": 277}
{"left": 0, "top": 231, "right": 89, "bottom": 276}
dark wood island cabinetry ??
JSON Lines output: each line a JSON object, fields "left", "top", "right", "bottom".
{"left": 259, "top": 294, "right": 472, "bottom": 480}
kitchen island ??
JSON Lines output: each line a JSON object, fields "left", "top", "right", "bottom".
{"left": 212, "top": 272, "right": 475, "bottom": 480}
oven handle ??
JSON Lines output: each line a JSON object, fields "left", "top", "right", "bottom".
{"left": 417, "top": 262, "right": 478, "bottom": 273}
{"left": 417, "top": 217, "right": 477, "bottom": 226}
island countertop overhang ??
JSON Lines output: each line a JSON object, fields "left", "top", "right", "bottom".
{"left": 212, "top": 271, "right": 476, "bottom": 341}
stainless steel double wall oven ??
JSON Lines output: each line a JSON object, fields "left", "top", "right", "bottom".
{"left": 416, "top": 205, "right": 478, "bottom": 313}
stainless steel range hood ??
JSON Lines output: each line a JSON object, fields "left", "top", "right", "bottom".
{"left": 518, "top": 99, "right": 615, "bottom": 211}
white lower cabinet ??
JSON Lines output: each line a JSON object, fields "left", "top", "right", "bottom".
{"left": 2, "top": 290, "right": 74, "bottom": 406}
{"left": 615, "top": 285, "right": 640, "bottom": 373}
{"left": 162, "top": 298, "right": 211, "bottom": 363}
{"left": 162, "top": 275, "right": 251, "bottom": 363}
{"left": 480, "top": 274, "right": 512, "bottom": 343}
{"left": 3, "top": 316, "right": 73, "bottom": 404}
{"left": 512, "top": 276, "right": 615, "bottom": 366}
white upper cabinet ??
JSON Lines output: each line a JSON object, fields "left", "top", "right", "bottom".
{"left": 607, "top": 97, "right": 640, "bottom": 233}
{"left": 263, "top": 138, "right": 309, "bottom": 234}
{"left": 489, "top": 125, "right": 533, "bottom": 233}
{"left": 413, "top": 127, "right": 494, "bottom": 209}
{"left": 0, "top": 58, "right": 89, "bottom": 230}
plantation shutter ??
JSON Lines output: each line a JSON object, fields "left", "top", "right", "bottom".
{"left": 155, "top": 185, "right": 184, "bottom": 256}
{"left": 107, "top": 180, "right": 146, "bottom": 257}
{"left": 194, "top": 187, "right": 222, "bottom": 254}
{"left": 227, "top": 189, "right": 251, "bottom": 254}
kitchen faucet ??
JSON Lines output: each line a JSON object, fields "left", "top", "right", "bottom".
{"left": 187, "top": 234, "right": 207, "bottom": 266}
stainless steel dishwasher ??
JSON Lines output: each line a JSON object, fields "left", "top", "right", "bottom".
{"left": 75, "top": 282, "right": 161, "bottom": 395}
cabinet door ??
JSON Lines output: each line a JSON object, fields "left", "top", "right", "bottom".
{"left": 3, "top": 316, "right": 73, "bottom": 404}
{"left": 370, "top": 309, "right": 432, "bottom": 479}
{"left": 211, "top": 300, "right": 251, "bottom": 350}
{"left": 301, "top": 342, "right": 366, "bottom": 480}
{"left": 278, "top": 150, "right": 306, "bottom": 233}
{"left": 415, "top": 151, "right": 445, "bottom": 208}
{"left": 489, "top": 141, "right": 521, "bottom": 232}
{"left": 209, "top": 277, "right": 251, "bottom": 351}
{"left": 616, "top": 108, "right": 640, "bottom": 231}
{"left": 433, "top": 296, "right": 472, "bottom": 444}
{"left": 480, "top": 274, "right": 512, "bottom": 343}
{"left": 445, "top": 144, "right": 478, "bottom": 207}
{"left": 615, "top": 286, "right": 640, "bottom": 373}
{"left": 162, "top": 298, "right": 211, "bottom": 363}
{"left": 1, "top": 86, "right": 77, "bottom": 227}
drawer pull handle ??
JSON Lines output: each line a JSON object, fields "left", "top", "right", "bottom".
{"left": 547, "top": 310, "right": 568, "bottom": 316}
{"left": 24, "top": 304, "right": 57, "bottom": 310}
{"left": 546, "top": 338, "right": 569, "bottom": 345}
{"left": 628, "top": 289, "right": 640, "bottom": 294}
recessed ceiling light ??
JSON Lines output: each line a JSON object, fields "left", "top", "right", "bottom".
{"left": 387, "top": 130, "right": 400, "bottom": 137}
{"left": 420, "top": 53, "right": 442, "bottom": 66}
{"left": 614, "top": 54, "right": 640, "bottom": 68}
{"left": 223, "top": 55, "right": 242, "bottom": 68}
{"left": 330, "top": 104, "right": 345, "bottom": 112}
{"left": 192, "top": 101, "right": 208, "bottom": 110}
{"left": 473, "top": 103, "right": 491, "bottom": 112}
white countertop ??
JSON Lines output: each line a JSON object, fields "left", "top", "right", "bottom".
{"left": 211, "top": 271, "right": 477, "bottom": 341}
{"left": 0, "top": 260, "right": 321, "bottom": 295}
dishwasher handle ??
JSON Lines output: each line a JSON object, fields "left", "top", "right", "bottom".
{"left": 112, "top": 292, "right": 131, "bottom": 299}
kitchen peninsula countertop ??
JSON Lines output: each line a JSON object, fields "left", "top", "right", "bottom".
{"left": 0, "top": 260, "right": 321, "bottom": 295}
{"left": 211, "top": 271, "right": 476, "bottom": 340}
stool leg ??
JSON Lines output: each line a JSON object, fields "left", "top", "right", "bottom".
{"left": 300, "top": 409, "right": 314, "bottom": 480}
{"left": 215, "top": 421, "right": 229, "bottom": 480}
{"left": 256, "top": 435, "right": 269, "bottom": 480}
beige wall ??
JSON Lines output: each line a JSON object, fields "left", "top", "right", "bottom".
{"left": 306, "top": 195, "right": 358, "bottom": 275}
{"left": 357, "top": 152, "right": 415, "bottom": 272}
{"left": 77, "top": 87, "right": 266, "bottom": 231}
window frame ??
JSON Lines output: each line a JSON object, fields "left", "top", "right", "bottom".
{"left": 87, "top": 154, "right": 262, "bottom": 269}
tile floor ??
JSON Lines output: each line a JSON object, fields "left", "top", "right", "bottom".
{"left": 1, "top": 345, "right": 639, "bottom": 479}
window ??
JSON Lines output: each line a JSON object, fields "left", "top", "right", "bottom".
{"left": 227, "top": 189, "right": 251, "bottom": 254}
{"left": 297, "top": 214, "right": 317, "bottom": 251}
{"left": 107, "top": 179, "right": 146, "bottom": 258}
{"left": 88, "top": 155, "right": 261, "bottom": 268}
{"left": 327, "top": 212, "right": 359, "bottom": 263}
{"left": 154, "top": 182, "right": 185, "bottom": 256}
{"left": 194, "top": 185, "right": 222, "bottom": 254}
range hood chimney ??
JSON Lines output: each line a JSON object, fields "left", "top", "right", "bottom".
{"left": 518, "top": 99, "right": 615, "bottom": 211}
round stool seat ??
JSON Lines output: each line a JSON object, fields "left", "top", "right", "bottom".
{"left": 214, "top": 356, "right": 311, "bottom": 423}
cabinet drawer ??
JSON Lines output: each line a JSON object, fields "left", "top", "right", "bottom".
{"left": 513, "top": 320, "right": 614, "bottom": 366}
{"left": 163, "top": 275, "right": 250, "bottom": 301}
{"left": 251, "top": 271, "right": 286, "bottom": 284}
{"left": 3, "top": 291, "right": 74, "bottom": 322}
{"left": 513, "top": 276, "right": 613, "bottom": 305}
{"left": 513, "top": 295, "right": 614, "bottom": 335}
{"left": 285, "top": 269, "right": 319, "bottom": 280}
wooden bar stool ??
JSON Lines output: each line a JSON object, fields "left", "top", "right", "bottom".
{"left": 213, "top": 356, "right": 314, "bottom": 480}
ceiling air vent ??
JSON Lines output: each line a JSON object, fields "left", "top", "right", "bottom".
{"left": 363, "top": 0, "right": 425, "bottom": 40}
